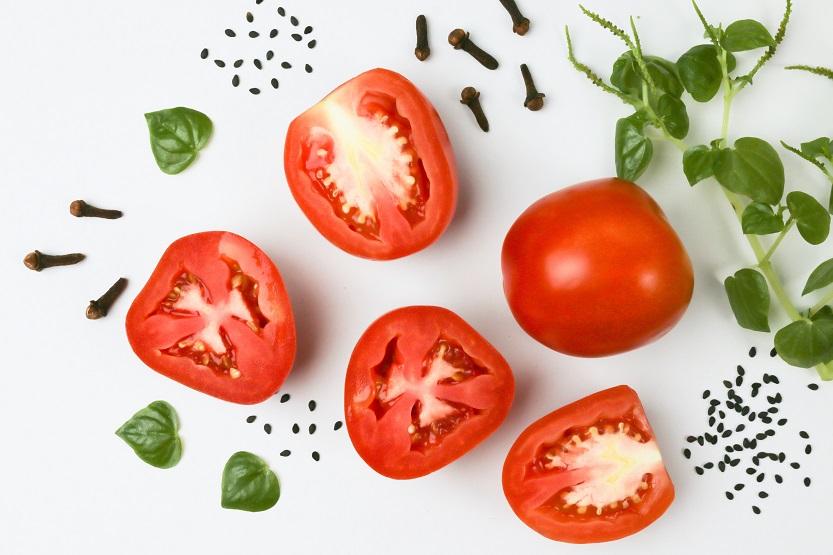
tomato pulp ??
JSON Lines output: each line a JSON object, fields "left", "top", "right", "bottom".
{"left": 345, "top": 306, "right": 515, "bottom": 479}
{"left": 501, "top": 178, "right": 694, "bottom": 357}
{"left": 284, "top": 68, "right": 458, "bottom": 260}
{"left": 125, "top": 231, "right": 296, "bottom": 404}
{"left": 502, "top": 386, "right": 675, "bottom": 543}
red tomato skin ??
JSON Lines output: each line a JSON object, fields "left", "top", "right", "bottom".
{"left": 502, "top": 386, "right": 675, "bottom": 544}
{"left": 345, "top": 306, "right": 515, "bottom": 479}
{"left": 501, "top": 178, "right": 694, "bottom": 357}
{"left": 125, "top": 231, "right": 296, "bottom": 405}
{"left": 284, "top": 68, "right": 458, "bottom": 260}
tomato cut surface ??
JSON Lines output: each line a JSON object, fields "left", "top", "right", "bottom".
{"left": 284, "top": 68, "right": 457, "bottom": 260}
{"left": 126, "top": 232, "right": 296, "bottom": 404}
{"left": 345, "top": 306, "right": 514, "bottom": 479}
{"left": 502, "top": 386, "right": 674, "bottom": 544}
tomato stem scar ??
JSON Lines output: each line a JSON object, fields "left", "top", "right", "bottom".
{"left": 499, "top": 0, "right": 530, "bottom": 36}
{"left": 23, "top": 250, "right": 85, "bottom": 271}
{"left": 448, "top": 29, "right": 499, "bottom": 70}
{"left": 520, "top": 63, "right": 545, "bottom": 111}
{"left": 460, "top": 86, "right": 489, "bottom": 132}
{"left": 87, "top": 277, "right": 128, "bottom": 320}
{"left": 414, "top": 15, "right": 430, "bottom": 61}
{"left": 70, "top": 199, "right": 123, "bottom": 219}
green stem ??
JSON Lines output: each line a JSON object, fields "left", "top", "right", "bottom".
{"left": 760, "top": 219, "right": 795, "bottom": 265}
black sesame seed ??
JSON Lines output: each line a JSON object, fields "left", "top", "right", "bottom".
{"left": 752, "top": 456, "right": 759, "bottom": 466}
{"left": 726, "top": 401, "right": 735, "bottom": 409}
{"left": 723, "top": 380, "right": 732, "bottom": 388}
{"left": 704, "top": 462, "right": 714, "bottom": 469}
{"left": 280, "top": 449, "right": 291, "bottom": 457}
{"left": 741, "top": 406, "right": 750, "bottom": 416}
{"left": 751, "top": 390, "right": 759, "bottom": 399}
{"left": 726, "top": 491, "right": 734, "bottom": 500}
{"left": 749, "top": 412, "right": 756, "bottom": 422}
{"left": 736, "top": 424, "right": 746, "bottom": 432}
{"left": 758, "top": 491, "right": 769, "bottom": 498}
{"left": 726, "top": 445, "right": 734, "bottom": 453}
{"left": 249, "top": 31, "right": 259, "bottom": 38}
{"left": 736, "top": 443, "right": 745, "bottom": 451}
{"left": 250, "top": 88, "right": 260, "bottom": 95}
{"left": 292, "top": 423, "right": 300, "bottom": 434}
{"left": 753, "top": 505, "right": 761, "bottom": 514}
{"left": 763, "top": 373, "right": 771, "bottom": 384}
{"left": 749, "top": 439, "right": 758, "bottom": 449}
{"left": 292, "top": 33, "right": 302, "bottom": 41}
{"left": 683, "top": 448, "right": 691, "bottom": 459}
{"left": 291, "top": 16, "right": 299, "bottom": 26}
{"left": 254, "top": 59, "right": 262, "bottom": 69}
{"left": 719, "top": 410, "right": 726, "bottom": 419}
{"left": 246, "top": 415, "right": 256, "bottom": 423}
{"left": 765, "top": 429, "right": 775, "bottom": 437}
{"left": 808, "top": 383, "right": 819, "bottom": 390}
{"left": 729, "top": 458, "right": 741, "bottom": 467}
{"left": 695, "top": 466, "right": 704, "bottom": 475}
{"left": 278, "top": 7, "right": 286, "bottom": 16}
{"left": 749, "top": 347, "right": 757, "bottom": 357}
{"left": 266, "top": 50, "right": 274, "bottom": 60}
{"left": 281, "top": 61, "right": 292, "bottom": 68}
{"left": 232, "top": 74, "right": 240, "bottom": 87}
{"left": 304, "top": 25, "right": 313, "bottom": 34}
{"left": 246, "top": 12, "right": 253, "bottom": 23}
{"left": 770, "top": 347, "right": 777, "bottom": 357}
{"left": 767, "top": 407, "right": 778, "bottom": 414}
{"left": 308, "top": 400, "right": 317, "bottom": 411}
{"left": 719, "top": 461, "right": 726, "bottom": 472}
{"left": 799, "top": 430, "right": 810, "bottom": 439}
{"left": 334, "top": 421, "right": 343, "bottom": 431}
{"left": 309, "top": 423, "right": 317, "bottom": 434}
{"left": 743, "top": 439, "right": 751, "bottom": 448}
{"left": 804, "top": 477, "right": 811, "bottom": 487}
{"left": 709, "top": 416, "right": 716, "bottom": 427}
{"left": 214, "top": 59, "right": 226, "bottom": 67}
{"left": 708, "top": 406, "right": 716, "bottom": 416}
{"left": 791, "top": 462, "right": 800, "bottom": 469}
{"left": 768, "top": 453, "right": 778, "bottom": 461}
{"left": 687, "top": 435, "right": 697, "bottom": 443}
{"left": 736, "top": 376, "right": 743, "bottom": 387}
{"left": 264, "top": 423, "right": 272, "bottom": 434}
{"left": 761, "top": 417, "right": 773, "bottom": 425}
{"left": 703, "top": 390, "right": 711, "bottom": 399}
{"left": 271, "top": 78, "right": 279, "bottom": 89}
{"left": 756, "top": 432, "right": 766, "bottom": 440}
{"left": 280, "top": 393, "right": 290, "bottom": 403}
{"left": 766, "top": 395, "right": 776, "bottom": 404}
{"left": 710, "top": 399, "right": 721, "bottom": 406}
{"left": 312, "top": 451, "right": 320, "bottom": 461}
{"left": 805, "top": 444, "right": 812, "bottom": 455}
{"left": 201, "top": 48, "right": 209, "bottom": 59}
{"left": 770, "top": 376, "right": 780, "bottom": 384}
{"left": 705, "top": 433, "right": 718, "bottom": 444}
{"left": 234, "top": 59, "right": 244, "bottom": 68}
{"left": 308, "top": 39, "right": 317, "bottom": 49}
{"left": 775, "top": 474, "right": 783, "bottom": 484}
{"left": 722, "top": 430, "right": 732, "bottom": 438}
{"left": 717, "top": 422, "right": 725, "bottom": 433}
{"left": 746, "top": 467, "right": 757, "bottom": 475}
{"left": 756, "top": 473, "right": 765, "bottom": 483}
{"left": 225, "top": 29, "right": 236, "bottom": 37}
{"left": 270, "top": 29, "right": 278, "bottom": 38}
{"left": 778, "top": 452, "right": 785, "bottom": 462}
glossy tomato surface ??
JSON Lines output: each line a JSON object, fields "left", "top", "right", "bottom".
{"left": 501, "top": 178, "right": 694, "bottom": 357}
{"left": 345, "top": 306, "right": 514, "bottom": 479}
{"left": 126, "top": 231, "right": 296, "bottom": 404}
{"left": 503, "top": 386, "right": 675, "bottom": 544}
{"left": 284, "top": 68, "right": 457, "bottom": 260}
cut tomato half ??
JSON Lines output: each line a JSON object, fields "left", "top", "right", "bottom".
{"left": 284, "top": 68, "right": 457, "bottom": 260}
{"left": 125, "top": 231, "right": 296, "bottom": 404}
{"left": 502, "top": 386, "right": 675, "bottom": 543}
{"left": 345, "top": 306, "right": 514, "bottom": 479}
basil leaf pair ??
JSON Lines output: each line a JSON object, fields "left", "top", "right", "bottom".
{"left": 145, "top": 107, "right": 213, "bottom": 174}
{"left": 677, "top": 44, "right": 737, "bottom": 102}
{"left": 116, "top": 401, "right": 182, "bottom": 469}
{"left": 611, "top": 53, "right": 684, "bottom": 99}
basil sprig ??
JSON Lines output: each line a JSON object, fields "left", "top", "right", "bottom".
{"left": 145, "top": 107, "right": 213, "bottom": 174}
{"left": 116, "top": 401, "right": 182, "bottom": 469}
{"left": 568, "top": 1, "right": 833, "bottom": 381}
{"left": 221, "top": 452, "right": 280, "bottom": 512}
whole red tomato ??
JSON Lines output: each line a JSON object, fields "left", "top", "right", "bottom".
{"left": 501, "top": 178, "right": 693, "bottom": 357}
{"left": 284, "top": 68, "right": 458, "bottom": 260}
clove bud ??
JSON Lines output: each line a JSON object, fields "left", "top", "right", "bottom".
{"left": 448, "top": 29, "right": 499, "bottom": 70}
{"left": 70, "top": 200, "right": 123, "bottom": 219}
{"left": 414, "top": 15, "right": 430, "bottom": 61}
{"left": 460, "top": 87, "right": 489, "bottom": 132}
{"left": 499, "top": 0, "right": 530, "bottom": 36}
{"left": 520, "top": 64, "right": 545, "bottom": 111}
{"left": 24, "top": 250, "right": 85, "bottom": 272}
{"left": 86, "top": 277, "right": 128, "bottom": 320}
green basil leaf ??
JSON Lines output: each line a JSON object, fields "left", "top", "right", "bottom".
{"left": 115, "top": 401, "right": 182, "bottom": 469}
{"left": 611, "top": 53, "right": 683, "bottom": 99}
{"left": 724, "top": 268, "right": 770, "bottom": 332}
{"left": 611, "top": 52, "right": 643, "bottom": 98}
{"left": 714, "top": 137, "right": 785, "bottom": 205}
{"left": 677, "top": 45, "right": 723, "bottom": 102}
{"left": 615, "top": 116, "right": 653, "bottom": 182}
{"left": 811, "top": 305, "right": 833, "bottom": 321}
{"left": 682, "top": 145, "right": 717, "bottom": 186}
{"left": 803, "top": 258, "right": 833, "bottom": 296}
{"left": 644, "top": 56, "right": 684, "bottom": 99}
{"left": 657, "top": 94, "right": 689, "bottom": 140}
{"left": 221, "top": 451, "right": 280, "bottom": 512}
{"left": 787, "top": 191, "right": 830, "bottom": 245}
{"left": 720, "top": 19, "right": 777, "bottom": 52}
{"left": 774, "top": 318, "right": 833, "bottom": 368}
{"left": 800, "top": 137, "right": 833, "bottom": 160}
{"left": 145, "top": 107, "right": 213, "bottom": 175}
{"left": 741, "top": 202, "right": 784, "bottom": 235}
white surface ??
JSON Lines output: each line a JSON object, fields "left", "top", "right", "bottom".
{"left": 2, "top": 0, "right": 832, "bottom": 553}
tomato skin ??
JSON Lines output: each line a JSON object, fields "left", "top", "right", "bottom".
{"left": 501, "top": 178, "right": 693, "bottom": 357}
{"left": 125, "top": 231, "right": 296, "bottom": 405}
{"left": 502, "top": 386, "right": 675, "bottom": 544}
{"left": 284, "top": 68, "right": 458, "bottom": 260}
{"left": 345, "top": 306, "right": 514, "bottom": 479}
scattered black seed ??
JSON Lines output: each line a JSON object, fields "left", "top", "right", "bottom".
{"left": 234, "top": 59, "right": 244, "bottom": 68}
{"left": 757, "top": 473, "right": 765, "bottom": 483}
{"left": 742, "top": 439, "right": 751, "bottom": 449}
{"left": 250, "top": 87, "right": 261, "bottom": 95}
{"left": 710, "top": 399, "right": 721, "bottom": 406}
{"left": 305, "top": 64, "right": 313, "bottom": 73}
{"left": 683, "top": 448, "right": 691, "bottom": 458}
{"left": 719, "top": 461, "right": 726, "bottom": 472}
{"left": 291, "top": 16, "right": 299, "bottom": 25}
{"left": 726, "top": 401, "right": 735, "bottom": 409}
{"left": 804, "top": 477, "right": 811, "bottom": 487}
{"left": 709, "top": 416, "right": 716, "bottom": 427}
{"left": 257, "top": 0, "right": 263, "bottom": 4}
{"left": 246, "top": 415, "right": 256, "bottom": 423}
{"left": 706, "top": 433, "right": 718, "bottom": 445}
{"left": 749, "top": 347, "right": 757, "bottom": 357}
{"left": 808, "top": 383, "right": 819, "bottom": 390}
{"left": 312, "top": 451, "right": 320, "bottom": 461}
{"left": 304, "top": 26, "right": 313, "bottom": 34}
{"left": 741, "top": 406, "right": 750, "bottom": 416}
{"left": 281, "top": 61, "right": 292, "bottom": 68}
{"left": 308, "top": 39, "right": 317, "bottom": 49}
{"left": 770, "top": 376, "right": 780, "bottom": 384}
{"left": 292, "top": 423, "right": 300, "bottom": 434}
{"left": 767, "top": 407, "right": 778, "bottom": 414}
{"left": 280, "top": 393, "right": 290, "bottom": 403}
{"left": 791, "top": 462, "right": 800, "bottom": 469}
{"left": 702, "top": 390, "right": 711, "bottom": 399}
{"left": 717, "top": 422, "right": 725, "bottom": 433}
{"left": 726, "top": 445, "right": 735, "bottom": 453}
{"left": 264, "top": 423, "right": 272, "bottom": 434}
{"left": 736, "top": 424, "right": 746, "bottom": 432}
{"left": 746, "top": 467, "right": 756, "bottom": 475}
{"left": 749, "top": 439, "right": 758, "bottom": 449}
{"left": 761, "top": 416, "right": 773, "bottom": 425}
{"left": 729, "top": 458, "right": 741, "bottom": 467}
{"left": 752, "top": 456, "right": 759, "bottom": 466}
{"left": 266, "top": 50, "right": 274, "bottom": 60}
{"left": 708, "top": 406, "right": 716, "bottom": 416}
{"left": 765, "top": 429, "right": 775, "bottom": 437}
{"left": 736, "top": 376, "right": 743, "bottom": 387}
{"left": 232, "top": 74, "right": 240, "bottom": 87}
{"left": 270, "top": 29, "right": 278, "bottom": 38}
{"left": 766, "top": 395, "right": 777, "bottom": 404}
{"left": 735, "top": 443, "right": 744, "bottom": 451}
{"left": 292, "top": 33, "right": 302, "bottom": 41}
{"left": 687, "top": 435, "right": 697, "bottom": 443}
{"left": 752, "top": 505, "right": 761, "bottom": 514}
{"left": 280, "top": 449, "right": 291, "bottom": 457}
{"left": 225, "top": 29, "right": 236, "bottom": 37}
{"left": 695, "top": 466, "right": 704, "bottom": 475}
{"left": 334, "top": 421, "right": 343, "bottom": 431}
{"left": 799, "top": 430, "right": 810, "bottom": 439}
{"left": 805, "top": 444, "right": 812, "bottom": 455}
{"left": 278, "top": 7, "right": 286, "bottom": 17}
{"left": 728, "top": 388, "right": 736, "bottom": 398}
{"left": 726, "top": 491, "right": 734, "bottom": 500}
{"left": 763, "top": 373, "right": 771, "bottom": 384}
{"left": 201, "top": 48, "right": 209, "bottom": 59}
{"left": 770, "top": 347, "right": 777, "bottom": 357}
{"left": 758, "top": 491, "right": 769, "bottom": 498}
{"left": 756, "top": 432, "right": 766, "bottom": 440}
{"left": 749, "top": 412, "right": 756, "bottom": 422}
{"left": 778, "top": 452, "right": 785, "bottom": 462}
{"left": 704, "top": 462, "right": 714, "bottom": 469}
{"left": 308, "top": 400, "right": 317, "bottom": 412}
{"left": 719, "top": 410, "right": 726, "bottom": 419}
{"left": 309, "top": 424, "right": 317, "bottom": 434}
{"left": 775, "top": 474, "right": 783, "bottom": 484}
{"left": 214, "top": 59, "right": 226, "bottom": 67}
{"left": 722, "top": 430, "right": 732, "bottom": 438}
{"left": 723, "top": 380, "right": 732, "bottom": 388}
{"left": 254, "top": 59, "right": 262, "bottom": 69}
{"left": 246, "top": 12, "right": 253, "bottom": 23}
{"left": 249, "top": 31, "right": 259, "bottom": 38}
{"left": 271, "top": 78, "right": 279, "bottom": 89}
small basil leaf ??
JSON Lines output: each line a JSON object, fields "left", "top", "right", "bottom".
{"left": 683, "top": 145, "right": 717, "bottom": 186}
{"left": 741, "top": 202, "right": 784, "bottom": 235}
{"left": 724, "top": 268, "right": 770, "bottom": 332}
{"left": 145, "top": 107, "right": 213, "bottom": 175}
{"left": 714, "top": 137, "right": 785, "bottom": 205}
{"left": 787, "top": 191, "right": 830, "bottom": 245}
{"left": 221, "top": 452, "right": 280, "bottom": 512}
{"left": 615, "top": 116, "right": 653, "bottom": 181}
{"left": 611, "top": 52, "right": 643, "bottom": 98}
{"left": 644, "top": 56, "right": 684, "bottom": 99}
{"left": 800, "top": 137, "right": 833, "bottom": 160}
{"left": 803, "top": 258, "right": 833, "bottom": 296}
{"left": 811, "top": 305, "right": 833, "bottom": 321}
{"left": 677, "top": 45, "right": 723, "bottom": 102}
{"left": 774, "top": 318, "right": 833, "bottom": 368}
{"left": 657, "top": 94, "right": 689, "bottom": 139}
{"left": 720, "top": 19, "right": 776, "bottom": 52}
{"left": 115, "top": 401, "right": 182, "bottom": 469}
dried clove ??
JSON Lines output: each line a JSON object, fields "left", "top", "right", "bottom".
{"left": 24, "top": 250, "right": 85, "bottom": 272}
{"left": 520, "top": 64, "right": 545, "bottom": 111}
{"left": 414, "top": 15, "right": 430, "bottom": 61}
{"left": 460, "top": 87, "right": 489, "bottom": 132}
{"left": 499, "top": 0, "right": 530, "bottom": 36}
{"left": 70, "top": 200, "right": 123, "bottom": 219}
{"left": 86, "top": 277, "right": 128, "bottom": 320}
{"left": 448, "top": 29, "right": 498, "bottom": 70}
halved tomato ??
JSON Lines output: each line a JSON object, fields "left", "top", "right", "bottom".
{"left": 125, "top": 231, "right": 296, "bottom": 404}
{"left": 345, "top": 306, "right": 514, "bottom": 479}
{"left": 502, "top": 386, "right": 674, "bottom": 543}
{"left": 284, "top": 68, "right": 458, "bottom": 260}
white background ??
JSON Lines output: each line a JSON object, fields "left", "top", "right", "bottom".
{"left": 2, "top": 1, "right": 832, "bottom": 553}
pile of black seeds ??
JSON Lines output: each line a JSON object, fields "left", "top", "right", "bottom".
{"left": 200, "top": 2, "right": 318, "bottom": 95}
{"left": 684, "top": 346, "right": 817, "bottom": 515}
{"left": 245, "top": 391, "right": 343, "bottom": 462}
